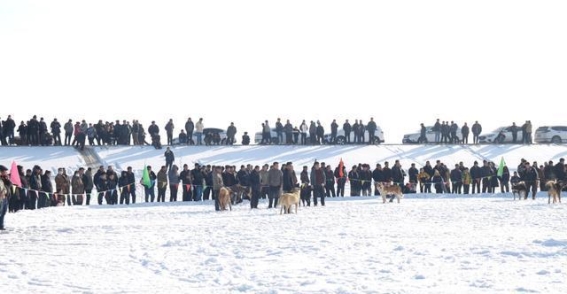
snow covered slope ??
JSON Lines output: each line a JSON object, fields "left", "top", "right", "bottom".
{"left": 2, "top": 196, "right": 566, "bottom": 293}
{"left": 0, "top": 147, "right": 85, "bottom": 173}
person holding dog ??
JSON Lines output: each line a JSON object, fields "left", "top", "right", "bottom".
{"left": 212, "top": 166, "right": 224, "bottom": 211}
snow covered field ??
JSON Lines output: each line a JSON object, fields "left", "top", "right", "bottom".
{"left": 2, "top": 195, "right": 567, "bottom": 293}
{"left": 2, "top": 145, "right": 567, "bottom": 293}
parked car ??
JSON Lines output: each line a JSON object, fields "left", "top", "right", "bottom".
{"left": 478, "top": 126, "right": 523, "bottom": 144}
{"left": 535, "top": 126, "right": 567, "bottom": 144}
{"left": 173, "top": 128, "right": 229, "bottom": 145}
{"left": 324, "top": 127, "right": 385, "bottom": 145}
{"left": 402, "top": 126, "right": 460, "bottom": 144}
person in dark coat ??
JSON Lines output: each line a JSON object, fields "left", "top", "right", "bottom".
{"left": 316, "top": 121, "right": 325, "bottom": 145}
{"left": 450, "top": 121, "right": 458, "bottom": 144}
{"left": 17, "top": 121, "right": 27, "bottom": 146}
{"left": 348, "top": 165, "right": 360, "bottom": 196}
{"left": 408, "top": 163, "right": 418, "bottom": 186}
{"left": 106, "top": 172, "right": 118, "bottom": 205}
{"left": 372, "top": 164, "right": 384, "bottom": 196}
{"left": 185, "top": 118, "right": 194, "bottom": 145}
{"left": 203, "top": 166, "right": 213, "bottom": 200}
{"left": 142, "top": 166, "right": 157, "bottom": 203}
{"left": 241, "top": 132, "right": 250, "bottom": 145}
{"left": 118, "top": 171, "right": 130, "bottom": 204}
{"left": 164, "top": 147, "right": 175, "bottom": 171}
{"left": 391, "top": 160, "right": 405, "bottom": 190}
{"left": 324, "top": 165, "right": 336, "bottom": 197}
{"left": 554, "top": 158, "right": 565, "bottom": 183}
{"left": 419, "top": 123, "right": 427, "bottom": 143}
{"left": 165, "top": 119, "right": 174, "bottom": 146}
{"left": 470, "top": 161, "right": 481, "bottom": 193}
{"left": 29, "top": 166, "right": 42, "bottom": 210}
{"left": 343, "top": 120, "right": 352, "bottom": 144}
{"left": 168, "top": 165, "right": 180, "bottom": 202}
{"left": 382, "top": 162, "right": 393, "bottom": 183}
{"left": 330, "top": 120, "right": 339, "bottom": 144}
{"left": 192, "top": 164, "right": 204, "bottom": 201}
{"left": 227, "top": 122, "right": 237, "bottom": 145}
{"left": 524, "top": 162, "right": 538, "bottom": 199}
{"left": 249, "top": 166, "right": 261, "bottom": 209}
{"left": 284, "top": 120, "right": 293, "bottom": 144}
{"left": 50, "top": 118, "right": 62, "bottom": 146}
{"left": 499, "top": 165, "right": 510, "bottom": 193}
{"left": 461, "top": 123, "right": 469, "bottom": 144}
{"left": 310, "top": 162, "right": 326, "bottom": 206}
{"left": 358, "top": 120, "right": 366, "bottom": 144}
{"left": 96, "top": 172, "right": 108, "bottom": 205}
{"left": 178, "top": 130, "right": 188, "bottom": 145}
{"left": 300, "top": 166, "right": 312, "bottom": 206}
{"left": 275, "top": 118, "right": 284, "bottom": 145}
{"left": 367, "top": 118, "right": 377, "bottom": 144}
{"left": 450, "top": 164, "right": 462, "bottom": 194}
{"left": 39, "top": 170, "right": 52, "bottom": 208}
{"left": 282, "top": 162, "right": 297, "bottom": 193}
{"left": 472, "top": 121, "right": 482, "bottom": 144}
{"left": 27, "top": 115, "right": 40, "bottom": 145}
{"left": 180, "top": 164, "right": 193, "bottom": 202}
{"left": 82, "top": 168, "right": 93, "bottom": 205}
{"left": 431, "top": 170, "right": 444, "bottom": 193}
{"left": 510, "top": 122, "right": 518, "bottom": 143}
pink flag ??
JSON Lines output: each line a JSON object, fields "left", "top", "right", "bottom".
{"left": 10, "top": 161, "right": 22, "bottom": 187}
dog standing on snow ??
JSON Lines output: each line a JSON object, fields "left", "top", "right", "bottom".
{"left": 546, "top": 180, "right": 562, "bottom": 204}
{"left": 279, "top": 188, "right": 300, "bottom": 214}
{"left": 218, "top": 187, "right": 232, "bottom": 211}
{"left": 511, "top": 181, "right": 527, "bottom": 200}
{"left": 376, "top": 183, "right": 403, "bottom": 203}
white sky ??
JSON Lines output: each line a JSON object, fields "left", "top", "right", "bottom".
{"left": 1, "top": 0, "right": 566, "bottom": 143}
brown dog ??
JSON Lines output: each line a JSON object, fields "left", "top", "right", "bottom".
{"left": 218, "top": 187, "right": 232, "bottom": 211}
{"left": 279, "top": 188, "right": 301, "bottom": 214}
{"left": 377, "top": 183, "right": 403, "bottom": 203}
{"left": 512, "top": 181, "right": 527, "bottom": 200}
{"left": 546, "top": 180, "right": 562, "bottom": 204}
{"left": 228, "top": 184, "right": 252, "bottom": 203}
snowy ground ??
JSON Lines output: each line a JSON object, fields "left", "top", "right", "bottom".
{"left": 2, "top": 194, "right": 567, "bottom": 293}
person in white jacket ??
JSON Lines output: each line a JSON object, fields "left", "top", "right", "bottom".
{"left": 195, "top": 118, "right": 204, "bottom": 145}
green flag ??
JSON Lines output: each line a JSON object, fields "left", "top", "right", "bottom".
{"left": 497, "top": 157, "right": 506, "bottom": 177}
{"left": 142, "top": 165, "right": 151, "bottom": 187}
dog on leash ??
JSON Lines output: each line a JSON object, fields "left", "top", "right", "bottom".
{"left": 545, "top": 180, "right": 562, "bottom": 204}
{"left": 376, "top": 183, "right": 403, "bottom": 203}
{"left": 279, "top": 188, "right": 301, "bottom": 214}
{"left": 218, "top": 187, "right": 232, "bottom": 211}
{"left": 227, "top": 184, "right": 251, "bottom": 204}
{"left": 511, "top": 181, "right": 527, "bottom": 200}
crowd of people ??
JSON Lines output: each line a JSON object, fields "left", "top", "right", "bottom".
{"left": 1, "top": 152, "right": 564, "bottom": 230}
{"left": 419, "top": 119, "right": 534, "bottom": 144}
{"left": 258, "top": 117, "right": 381, "bottom": 145}
{"left": 0, "top": 114, "right": 541, "bottom": 148}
